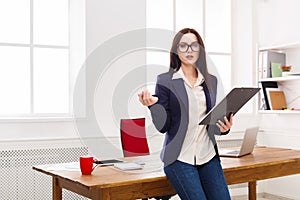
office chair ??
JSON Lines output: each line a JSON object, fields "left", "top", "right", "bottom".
{"left": 120, "top": 118, "right": 173, "bottom": 200}
{"left": 120, "top": 118, "right": 150, "bottom": 157}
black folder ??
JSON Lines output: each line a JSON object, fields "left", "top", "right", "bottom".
{"left": 199, "top": 87, "right": 260, "bottom": 125}
{"left": 260, "top": 81, "right": 278, "bottom": 110}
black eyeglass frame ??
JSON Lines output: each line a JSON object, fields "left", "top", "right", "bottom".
{"left": 177, "top": 41, "right": 201, "bottom": 53}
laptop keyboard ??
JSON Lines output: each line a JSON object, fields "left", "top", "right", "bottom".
{"left": 227, "top": 150, "right": 240, "bottom": 155}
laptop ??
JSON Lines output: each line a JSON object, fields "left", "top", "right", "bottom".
{"left": 219, "top": 127, "right": 259, "bottom": 157}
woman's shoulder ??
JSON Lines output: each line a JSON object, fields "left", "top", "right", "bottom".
{"left": 155, "top": 71, "right": 174, "bottom": 88}
{"left": 157, "top": 70, "right": 173, "bottom": 80}
{"left": 206, "top": 73, "right": 217, "bottom": 84}
{"left": 207, "top": 73, "right": 217, "bottom": 81}
{"left": 205, "top": 73, "right": 218, "bottom": 92}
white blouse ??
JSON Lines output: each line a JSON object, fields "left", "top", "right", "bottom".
{"left": 174, "top": 67, "right": 216, "bottom": 165}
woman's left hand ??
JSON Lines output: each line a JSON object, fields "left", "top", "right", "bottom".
{"left": 216, "top": 113, "right": 233, "bottom": 133}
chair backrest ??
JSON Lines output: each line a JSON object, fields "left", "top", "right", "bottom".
{"left": 120, "top": 118, "right": 150, "bottom": 157}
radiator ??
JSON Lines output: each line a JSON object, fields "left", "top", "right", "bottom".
{"left": 0, "top": 145, "right": 89, "bottom": 200}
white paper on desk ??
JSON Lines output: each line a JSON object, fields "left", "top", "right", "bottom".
{"left": 44, "top": 162, "right": 82, "bottom": 171}
{"left": 114, "top": 162, "right": 143, "bottom": 170}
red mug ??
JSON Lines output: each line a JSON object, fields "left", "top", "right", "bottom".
{"left": 80, "top": 156, "right": 97, "bottom": 175}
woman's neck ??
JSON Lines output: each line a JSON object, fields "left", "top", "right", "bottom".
{"left": 181, "top": 64, "right": 197, "bottom": 78}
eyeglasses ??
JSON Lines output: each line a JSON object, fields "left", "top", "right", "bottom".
{"left": 177, "top": 41, "right": 201, "bottom": 53}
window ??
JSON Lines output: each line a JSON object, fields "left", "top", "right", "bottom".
{"left": 0, "top": 0, "right": 70, "bottom": 117}
{"left": 205, "top": 0, "right": 231, "bottom": 95}
{"left": 146, "top": 0, "right": 232, "bottom": 96}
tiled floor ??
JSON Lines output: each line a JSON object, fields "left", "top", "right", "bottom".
{"left": 164, "top": 193, "right": 293, "bottom": 200}
{"left": 232, "top": 193, "right": 293, "bottom": 200}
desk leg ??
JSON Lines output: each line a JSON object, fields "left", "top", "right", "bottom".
{"left": 248, "top": 181, "right": 257, "bottom": 200}
{"left": 53, "top": 177, "right": 62, "bottom": 200}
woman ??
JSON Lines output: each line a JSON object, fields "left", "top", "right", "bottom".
{"left": 138, "top": 28, "right": 233, "bottom": 200}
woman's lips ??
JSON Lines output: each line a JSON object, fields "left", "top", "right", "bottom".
{"left": 186, "top": 55, "right": 194, "bottom": 60}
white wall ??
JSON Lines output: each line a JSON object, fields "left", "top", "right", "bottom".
{"left": 86, "top": 0, "right": 147, "bottom": 134}
{"left": 74, "top": 0, "right": 149, "bottom": 159}
{"left": 255, "top": 0, "right": 300, "bottom": 199}
{"left": 230, "top": 0, "right": 260, "bottom": 132}
{"left": 256, "top": 0, "right": 300, "bottom": 48}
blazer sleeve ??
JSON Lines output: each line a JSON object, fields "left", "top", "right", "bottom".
{"left": 148, "top": 74, "right": 171, "bottom": 133}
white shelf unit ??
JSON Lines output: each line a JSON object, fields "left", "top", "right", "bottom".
{"left": 259, "top": 76, "right": 300, "bottom": 82}
{"left": 257, "top": 43, "right": 300, "bottom": 114}
{"left": 258, "top": 110, "right": 300, "bottom": 114}
{"left": 258, "top": 76, "right": 300, "bottom": 114}
{"left": 257, "top": 42, "right": 300, "bottom": 80}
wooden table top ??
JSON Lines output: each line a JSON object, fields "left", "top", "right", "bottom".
{"left": 221, "top": 146, "right": 300, "bottom": 169}
{"left": 33, "top": 146, "right": 300, "bottom": 189}
{"left": 33, "top": 153, "right": 166, "bottom": 189}
{"left": 221, "top": 146, "right": 300, "bottom": 184}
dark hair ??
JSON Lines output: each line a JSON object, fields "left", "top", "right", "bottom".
{"left": 169, "top": 28, "right": 210, "bottom": 83}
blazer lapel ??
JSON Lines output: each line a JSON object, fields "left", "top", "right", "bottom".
{"left": 169, "top": 70, "right": 213, "bottom": 114}
{"left": 201, "top": 81, "right": 212, "bottom": 113}
{"left": 171, "top": 78, "right": 189, "bottom": 111}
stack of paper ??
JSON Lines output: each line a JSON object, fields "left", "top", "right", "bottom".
{"left": 114, "top": 162, "right": 143, "bottom": 170}
{"left": 44, "top": 162, "right": 81, "bottom": 171}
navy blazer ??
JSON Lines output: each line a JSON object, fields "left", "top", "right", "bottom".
{"left": 149, "top": 70, "right": 227, "bottom": 166}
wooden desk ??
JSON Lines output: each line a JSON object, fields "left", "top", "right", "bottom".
{"left": 33, "top": 146, "right": 300, "bottom": 200}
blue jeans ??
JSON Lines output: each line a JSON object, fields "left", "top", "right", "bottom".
{"left": 164, "top": 156, "right": 231, "bottom": 200}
